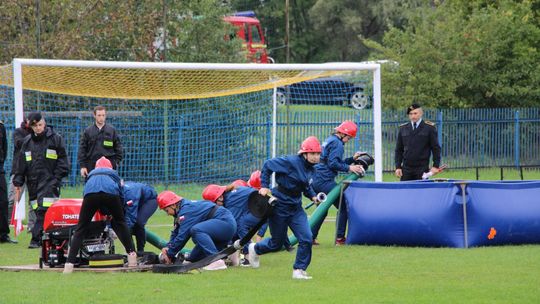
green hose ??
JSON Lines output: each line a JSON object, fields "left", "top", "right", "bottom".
{"left": 288, "top": 173, "right": 360, "bottom": 245}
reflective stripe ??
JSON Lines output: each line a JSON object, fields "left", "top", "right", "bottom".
{"left": 46, "top": 149, "right": 58, "bottom": 160}
{"left": 103, "top": 140, "right": 113, "bottom": 147}
{"left": 25, "top": 151, "right": 32, "bottom": 161}
{"left": 251, "top": 43, "right": 267, "bottom": 48}
{"left": 32, "top": 197, "right": 57, "bottom": 209}
{"left": 42, "top": 197, "right": 56, "bottom": 208}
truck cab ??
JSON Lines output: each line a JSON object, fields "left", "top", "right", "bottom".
{"left": 223, "top": 11, "right": 271, "bottom": 63}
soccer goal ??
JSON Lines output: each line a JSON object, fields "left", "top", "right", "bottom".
{"left": 3, "top": 59, "right": 382, "bottom": 185}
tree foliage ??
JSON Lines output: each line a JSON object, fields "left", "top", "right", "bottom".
{"left": 365, "top": 0, "right": 540, "bottom": 108}
{"left": 0, "top": 0, "right": 245, "bottom": 64}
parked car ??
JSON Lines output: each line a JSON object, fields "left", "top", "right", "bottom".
{"left": 276, "top": 77, "right": 371, "bottom": 109}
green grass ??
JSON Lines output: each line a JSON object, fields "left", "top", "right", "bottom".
{"left": 1, "top": 169, "right": 539, "bottom": 303}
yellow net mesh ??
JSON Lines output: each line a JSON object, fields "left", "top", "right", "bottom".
{"left": 0, "top": 64, "right": 349, "bottom": 99}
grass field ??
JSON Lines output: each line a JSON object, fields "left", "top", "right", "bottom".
{"left": 0, "top": 170, "right": 539, "bottom": 303}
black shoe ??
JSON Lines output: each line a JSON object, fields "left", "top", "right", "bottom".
{"left": 0, "top": 236, "right": 18, "bottom": 244}
{"left": 240, "top": 258, "right": 251, "bottom": 267}
{"left": 28, "top": 242, "right": 41, "bottom": 249}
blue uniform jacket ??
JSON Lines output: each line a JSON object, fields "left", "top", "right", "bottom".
{"left": 83, "top": 168, "right": 123, "bottom": 200}
{"left": 123, "top": 181, "right": 157, "bottom": 228}
{"left": 166, "top": 199, "right": 235, "bottom": 257}
{"left": 260, "top": 155, "right": 317, "bottom": 205}
{"left": 223, "top": 186, "right": 257, "bottom": 221}
{"left": 314, "top": 134, "right": 354, "bottom": 184}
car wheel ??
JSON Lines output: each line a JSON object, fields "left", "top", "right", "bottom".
{"left": 275, "top": 91, "right": 287, "bottom": 106}
{"left": 349, "top": 90, "right": 369, "bottom": 109}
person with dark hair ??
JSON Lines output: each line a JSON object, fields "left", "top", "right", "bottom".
{"left": 0, "top": 118, "right": 16, "bottom": 244}
{"left": 157, "top": 190, "right": 236, "bottom": 271}
{"left": 247, "top": 136, "right": 322, "bottom": 280}
{"left": 78, "top": 106, "right": 123, "bottom": 179}
{"left": 63, "top": 157, "right": 137, "bottom": 274}
{"left": 13, "top": 112, "right": 69, "bottom": 248}
{"left": 123, "top": 181, "right": 158, "bottom": 253}
{"left": 395, "top": 103, "right": 442, "bottom": 181}
{"left": 311, "top": 120, "right": 365, "bottom": 246}
{"left": 8, "top": 116, "right": 34, "bottom": 234}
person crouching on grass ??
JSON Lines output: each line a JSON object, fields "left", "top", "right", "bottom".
{"left": 63, "top": 157, "right": 136, "bottom": 274}
{"left": 247, "top": 136, "right": 322, "bottom": 280}
{"left": 157, "top": 190, "right": 236, "bottom": 271}
{"left": 202, "top": 183, "right": 261, "bottom": 267}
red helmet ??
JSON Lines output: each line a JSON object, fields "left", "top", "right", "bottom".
{"left": 298, "top": 136, "right": 322, "bottom": 154}
{"left": 157, "top": 190, "right": 182, "bottom": 209}
{"left": 95, "top": 156, "right": 113, "bottom": 169}
{"left": 202, "top": 184, "right": 227, "bottom": 203}
{"left": 248, "top": 170, "right": 261, "bottom": 190}
{"left": 232, "top": 179, "right": 249, "bottom": 187}
{"left": 335, "top": 120, "right": 357, "bottom": 138}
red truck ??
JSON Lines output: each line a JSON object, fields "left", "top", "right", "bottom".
{"left": 223, "top": 11, "right": 272, "bottom": 63}
{"left": 150, "top": 11, "right": 271, "bottom": 63}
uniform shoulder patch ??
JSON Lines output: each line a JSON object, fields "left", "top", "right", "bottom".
{"left": 399, "top": 122, "right": 409, "bottom": 127}
{"left": 425, "top": 120, "right": 436, "bottom": 126}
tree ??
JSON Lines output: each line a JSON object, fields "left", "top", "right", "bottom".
{"left": 364, "top": 0, "right": 540, "bottom": 108}
{"left": 0, "top": 0, "right": 245, "bottom": 64}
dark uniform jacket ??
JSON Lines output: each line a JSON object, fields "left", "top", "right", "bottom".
{"left": 78, "top": 123, "right": 123, "bottom": 172}
{"left": 395, "top": 120, "right": 441, "bottom": 170}
{"left": 313, "top": 134, "right": 355, "bottom": 187}
{"left": 13, "top": 127, "right": 69, "bottom": 210}
{"left": 11, "top": 122, "right": 31, "bottom": 174}
{"left": 0, "top": 121, "right": 6, "bottom": 174}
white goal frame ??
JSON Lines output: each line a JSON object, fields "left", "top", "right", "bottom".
{"left": 12, "top": 59, "right": 383, "bottom": 181}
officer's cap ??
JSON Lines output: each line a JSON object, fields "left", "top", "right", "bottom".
{"left": 28, "top": 112, "right": 43, "bottom": 126}
{"left": 407, "top": 103, "right": 422, "bottom": 115}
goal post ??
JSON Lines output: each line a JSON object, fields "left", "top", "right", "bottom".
{"left": 8, "top": 58, "right": 383, "bottom": 183}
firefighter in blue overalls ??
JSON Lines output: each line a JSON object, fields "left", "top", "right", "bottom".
{"left": 311, "top": 121, "right": 365, "bottom": 245}
{"left": 157, "top": 190, "right": 236, "bottom": 271}
{"left": 202, "top": 184, "right": 260, "bottom": 266}
{"left": 247, "top": 136, "right": 322, "bottom": 280}
{"left": 13, "top": 112, "right": 69, "bottom": 249}
{"left": 123, "top": 181, "right": 158, "bottom": 253}
{"left": 63, "top": 157, "right": 137, "bottom": 274}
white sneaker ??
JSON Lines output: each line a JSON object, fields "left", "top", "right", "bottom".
{"left": 203, "top": 259, "right": 227, "bottom": 271}
{"left": 248, "top": 243, "right": 260, "bottom": 268}
{"left": 292, "top": 269, "right": 312, "bottom": 280}
{"left": 229, "top": 250, "right": 240, "bottom": 266}
{"left": 63, "top": 262, "right": 74, "bottom": 274}
{"left": 127, "top": 252, "right": 137, "bottom": 267}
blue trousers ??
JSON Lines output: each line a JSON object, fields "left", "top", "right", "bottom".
{"left": 131, "top": 198, "right": 158, "bottom": 252}
{"left": 254, "top": 203, "right": 312, "bottom": 270}
{"left": 187, "top": 216, "right": 236, "bottom": 262}
{"left": 236, "top": 212, "right": 261, "bottom": 254}
{"left": 311, "top": 181, "right": 348, "bottom": 240}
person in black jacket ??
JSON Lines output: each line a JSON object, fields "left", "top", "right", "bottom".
{"left": 0, "top": 119, "right": 16, "bottom": 244}
{"left": 395, "top": 103, "right": 442, "bottom": 181}
{"left": 13, "top": 112, "right": 69, "bottom": 248}
{"left": 8, "top": 117, "right": 34, "bottom": 232}
{"left": 78, "top": 106, "right": 123, "bottom": 179}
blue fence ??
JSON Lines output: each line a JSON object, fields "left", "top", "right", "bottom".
{"left": 275, "top": 108, "right": 540, "bottom": 173}
{"left": 1, "top": 83, "right": 539, "bottom": 185}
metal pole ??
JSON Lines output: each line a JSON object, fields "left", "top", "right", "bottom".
{"left": 285, "top": 0, "right": 290, "bottom": 63}
{"left": 460, "top": 182, "right": 468, "bottom": 248}
{"left": 162, "top": 0, "right": 168, "bottom": 62}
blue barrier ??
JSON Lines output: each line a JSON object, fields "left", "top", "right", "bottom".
{"left": 345, "top": 180, "right": 540, "bottom": 248}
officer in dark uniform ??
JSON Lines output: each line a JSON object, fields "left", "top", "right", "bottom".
{"left": 13, "top": 112, "right": 69, "bottom": 248}
{"left": 395, "top": 103, "right": 441, "bottom": 181}
{"left": 78, "top": 106, "right": 123, "bottom": 179}
{"left": 8, "top": 116, "right": 34, "bottom": 232}
{"left": 0, "top": 118, "right": 17, "bottom": 244}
